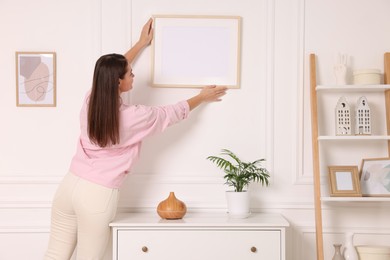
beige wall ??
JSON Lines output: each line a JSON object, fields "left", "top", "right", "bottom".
{"left": 1, "top": 0, "right": 390, "bottom": 259}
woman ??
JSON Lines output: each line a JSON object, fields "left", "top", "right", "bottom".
{"left": 44, "top": 18, "right": 227, "bottom": 260}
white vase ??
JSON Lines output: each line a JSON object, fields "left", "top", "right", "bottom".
{"left": 343, "top": 232, "right": 359, "bottom": 260}
{"left": 333, "top": 244, "right": 345, "bottom": 260}
{"left": 225, "top": 191, "right": 250, "bottom": 218}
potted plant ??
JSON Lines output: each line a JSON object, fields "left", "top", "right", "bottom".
{"left": 207, "top": 149, "right": 270, "bottom": 218}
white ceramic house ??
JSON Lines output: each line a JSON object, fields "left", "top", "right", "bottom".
{"left": 335, "top": 96, "right": 352, "bottom": 135}
{"left": 355, "top": 96, "right": 371, "bottom": 135}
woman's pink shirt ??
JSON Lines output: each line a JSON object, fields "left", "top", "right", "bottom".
{"left": 69, "top": 93, "right": 190, "bottom": 188}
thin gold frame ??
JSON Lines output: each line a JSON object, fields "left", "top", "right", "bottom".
{"left": 16, "top": 51, "right": 56, "bottom": 107}
{"left": 328, "top": 166, "right": 361, "bottom": 197}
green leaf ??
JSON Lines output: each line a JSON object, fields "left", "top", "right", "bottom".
{"left": 207, "top": 149, "right": 270, "bottom": 192}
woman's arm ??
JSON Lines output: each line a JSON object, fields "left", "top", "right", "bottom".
{"left": 187, "top": 85, "right": 228, "bottom": 111}
{"left": 124, "top": 18, "right": 153, "bottom": 64}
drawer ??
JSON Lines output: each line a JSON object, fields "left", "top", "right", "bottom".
{"left": 116, "top": 229, "right": 281, "bottom": 260}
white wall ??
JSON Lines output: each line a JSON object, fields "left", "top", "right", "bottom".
{"left": 1, "top": 0, "right": 390, "bottom": 259}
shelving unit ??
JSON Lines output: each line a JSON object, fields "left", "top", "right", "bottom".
{"left": 309, "top": 52, "right": 390, "bottom": 260}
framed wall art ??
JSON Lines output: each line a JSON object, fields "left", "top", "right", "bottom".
{"left": 16, "top": 52, "right": 56, "bottom": 107}
{"left": 360, "top": 158, "right": 390, "bottom": 197}
{"left": 328, "top": 166, "right": 361, "bottom": 197}
{"left": 152, "top": 15, "right": 241, "bottom": 88}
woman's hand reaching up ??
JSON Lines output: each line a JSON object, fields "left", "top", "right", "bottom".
{"left": 187, "top": 85, "right": 228, "bottom": 110}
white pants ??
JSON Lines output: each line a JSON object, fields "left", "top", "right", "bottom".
{"left": 44, "top": 172, "right": 119, "bottom": 260}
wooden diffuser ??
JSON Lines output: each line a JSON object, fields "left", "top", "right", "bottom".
{"left": 157, "top": 192, "right": 187, "bottom": 219}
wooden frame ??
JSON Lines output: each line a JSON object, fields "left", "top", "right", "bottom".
{"left": 360, "top": 158, "right": 390, "bottom": 197}
{"left": 328, "top": 166, "right": 361, "bottom": 197}
{"left": 16, "top": 52, "right": 56, "bottom": 107}
{"left": 151, "top": 15, "right": 241, "bottom": 88}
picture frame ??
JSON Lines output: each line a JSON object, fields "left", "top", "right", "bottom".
{"left": 360, "top": 158, "right": 390, "bottom": 197}
{"left": 16, "top": 52, "right": 56, "bottom": 107}
{"left": 152, "top": 15, "right": 241, "bottom": 88}
{"left": 328, "top": 166, "right": 362, "bottom": 197}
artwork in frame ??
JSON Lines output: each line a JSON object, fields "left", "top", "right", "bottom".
{"left": 328, "top": 166, "right": 362, "bottom": 197}
{"left": 360, "top": 158, "right": 390, "bottom": 197}
{"left": 152, "top": 15, "right": 241, "bottom": 88}
{"left": 16, "top": 52, "right": 56, "bottom": 107}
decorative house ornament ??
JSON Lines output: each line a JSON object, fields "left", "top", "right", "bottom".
{"left": 355, "top": 96, "right": 371, "bottom": 135}
{"left": 335, "top": 96, "right": 352, "bottom": 135}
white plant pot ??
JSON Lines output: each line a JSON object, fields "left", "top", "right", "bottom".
{"left": 225, "top": 191, "right": 250, "bottom": 218}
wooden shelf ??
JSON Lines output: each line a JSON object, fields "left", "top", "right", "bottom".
{"left": 321, "top": 197, "right": 390, "bottom": 202}
{"left": 318, "top": 135, "right": 390, "bottom": 140}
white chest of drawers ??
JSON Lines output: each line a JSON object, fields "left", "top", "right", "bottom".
{"left": 110, "top": 213, "right": 289, "bottom": 260}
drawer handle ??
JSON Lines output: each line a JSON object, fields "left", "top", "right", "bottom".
{"left": 251, "top": 246, "right": 257, "bottom": 253}
{"left": 142, "top": 246, "right": 148, "bottom": 253}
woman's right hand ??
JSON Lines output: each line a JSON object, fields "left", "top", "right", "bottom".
{"left": 138, "top": 18, "right": 153, "bottom": 47}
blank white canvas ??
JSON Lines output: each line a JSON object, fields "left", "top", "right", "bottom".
{"left": 335, "top": 172, "right": 353, "bottom": 191}
{"left": 152, "top": 16, "right": 241, "bottom": 88}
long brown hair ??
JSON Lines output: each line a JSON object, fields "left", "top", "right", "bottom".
{"left": 88, "top": 54, "right": 128, "bottom": 147}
